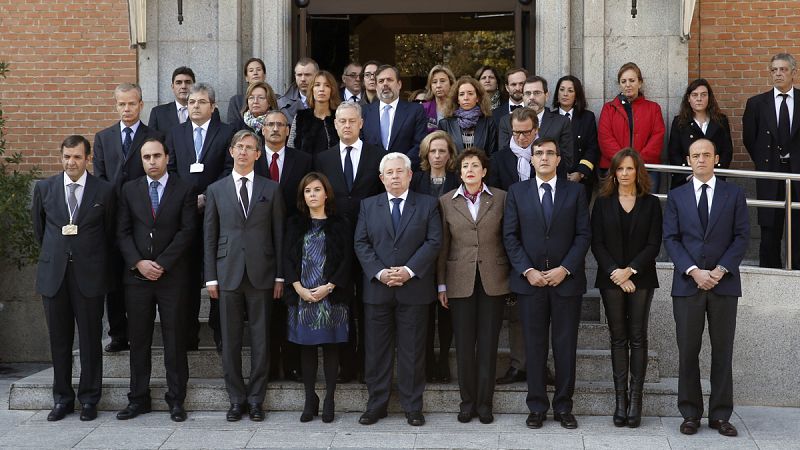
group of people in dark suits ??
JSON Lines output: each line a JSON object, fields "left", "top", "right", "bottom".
{"left": 35, "top": 51, "right": 790, "bottom": 436}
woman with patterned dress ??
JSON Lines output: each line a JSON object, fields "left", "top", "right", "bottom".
{"left": 284, "top": 172, "right": 352, "bottom": 423}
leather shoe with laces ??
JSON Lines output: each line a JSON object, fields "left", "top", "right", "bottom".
{"left": 226, "top": 403, "right": 246, "bottom": 422}
{"left": 79, "top": 404, "right": 97, "bottom": 421}
{"left": 405, "top": 411, "right": 425, "bottom": 426}
{"left": 248, "top": 403, "right": 264, "bottom": 421}
{"left": 116, "top": 402, "right": 151, "bottom": 420}
{"left": 170, "top": 404, "right": 187, "bottom": 422}
{"left": 496, "top": 367, "right": 526, "bottom": 385}
{"left": 709, "top": 419, "right": 738, "bottom": 437}
{"left": 554, "top": 412, "right": 578, "bottom": 429}
{"left": 358, "top": 410, "right": 387, "bottom": 425}
{"left": 680, "top": 417, "right": 701, "bottom": 435}
{"left": 526, "top": 412, "right": 546, "bottom": 428}
{"left": 47, "top": 403, "right": 74, "bottom": 422}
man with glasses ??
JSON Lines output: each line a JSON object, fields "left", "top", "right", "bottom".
{"left": 166, "top": 82, "right": 235, "bottom": 351}
{"left": 341, "top": 62, "right": 365, "bottom": 104}
{"left": 204, "top": 130, "right": 285, "bottom": 422}
{"left": 503, "top": 137, "right": 590, "bottom": 430}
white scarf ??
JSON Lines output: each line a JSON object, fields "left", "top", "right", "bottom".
{"left": 509, "top": 138, "right": 532, "bottom": 181}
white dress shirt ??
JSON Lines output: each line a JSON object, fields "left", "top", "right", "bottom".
{"left": 191, "top": 119, "right": 211, "bottom": 153}
{"left": 453, "top": 183, "right": 493, "bottom": 221}
{"left": 343, "top": 88, "right": 361, "bottom": 103}
{"left": 119, "top": 120, "right": 141, "bottom": 145}
{"left": 339, "top": 139, "right": 363, "bottom": 174}
{"left": 63, "top": 171, "right": 87, "bottom": 222}
{"left": 375, "top": 189, "right": 415, "bottom": 280}
{"left": 685, "top": 175, "right": 717, "bottom": 275}
{"left": 146, "top": 172, "right": 169, "bottom": 204}
{"left": 232, "top": 169, "right": 254, "bottom": 213}
{"left": 264, "top": 146, "right": 285, "bottom": 176}
{"left": 175, "top": 100, "right": 188, "bottom": 123}
{"left": 536, "top": 175, "right": 557, "bottom": 202}
{"left": 774, "top": 87, "right": 794, "bottom": 129}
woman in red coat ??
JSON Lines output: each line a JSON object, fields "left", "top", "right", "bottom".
{"left": 598, "top": 62, "right": 666, "bottom": 192}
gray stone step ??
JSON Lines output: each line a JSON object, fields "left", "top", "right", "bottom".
{"left": 78, "top": 347, "right": 659, "bottom": 383}
{"left": 9, "top": 367, "right": 706, "bottom": 416}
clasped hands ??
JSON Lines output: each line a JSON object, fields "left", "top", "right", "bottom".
{"left": 379, "top": 267, "right": 411, "bottom": 287}
{"left": 525, "top": 266, "right": 568, "bottom": 287}
{"left": 136, "top": 260, "right": 164, "bottom": 281}
{"left": 690, "top": 267, "right": 725, "bottom": 291}
{"left": 610, "top": 267, "right": 636, "bottom": 293}
{"left": 294, "top": 282, "right": 334, "bottom": 303}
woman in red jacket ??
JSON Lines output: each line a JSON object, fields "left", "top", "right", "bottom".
{"left": 598, "top": 62, "right": 666, "bottom": 192}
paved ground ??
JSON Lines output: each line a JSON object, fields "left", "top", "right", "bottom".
{"left": 1, "top": 364, "right": 797, "bottom": 450}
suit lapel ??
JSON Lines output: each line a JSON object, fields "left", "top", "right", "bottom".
{"left": 627, "top": 196, "right": 642, "bottom": 239}
{"left": 389, "top": 102, "right": 407, "bottom": 150}
{"left": 451, "top": 122, "right": 465, "bottom": 150}
{"left": 225, "top": 176, "right": 246, "bottom": 221}
{"left": 474, "top": 191, "right": 495, "bottom": 225}
{"left": 280, "top": 152, "right": 296, "bottom": 186}
{"left": 608, "top": 196, "right": 623, "bottom": 238}
{"left": 75, "top": 175, "right": 99, "bottom": 226}
{"left": 377, "top": 195, "right": 395, "bottom": 239}
{"left": 549, "top": 178, "right": 568, "bottom": 231}
{"left": 53, "top": 174, "right": 70, "bottom": 224}
{"left": 138, "top": 178, "right": 155, "bottom": 224}
{"left": 451, "top": 194, "right": 474, "bottom": 224}
{"left": 705, "top": 180, "right": 727, "bottom": 237}
{"left": 127, "top": 122, "right": 147, "bottom": 164}
{"left": 200, "top": 121, "right": 221, "bottom": 163}
{"left": 181, "top": 122, "right": 197, "bottom": 164}
{"left": 527, "top": 180, "right": 547, "bottom": 231}
{"left": 764, "top": 92, "right": 780, "bottom": 136}
{"left": 154, "top": 176, "right": 176, "bottom": 222}
{"left": 539, "top": 112, "right": 554, "bottom": 140}
{"left": 792, "top": 88, "right": 800, "bottom": 137}
{"left": 247, "top": 177, "right": 267, "bottom": 220}
{"left": 394, "top": 191, "right": 417, "bottom": 240}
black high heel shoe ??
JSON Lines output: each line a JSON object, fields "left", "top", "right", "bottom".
{"left": 300, "top": 394, "right": 319, "bottom": 422}
{"left": 321, "top": 397, "right": 335, "bottom": 423}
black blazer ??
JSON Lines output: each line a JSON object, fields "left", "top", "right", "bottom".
{"left": 254, "top": 147, "right": 313, "bottom": 218}
{"left": 116, "top": 175, "right": 198, "bottom": 284}
{"left": 289, "top": 108, "right": 339, "bottom": 158}
{"left": 282, "top": 214, "right": 353, "bottom": 306}
{"left": 165, "top": 117, "right": 236, "bottom": 194}
{"left": 591, "top": 193, "right": 662, "bottom": 289}
{"left": 488, "top": 147, "right": 524, "bottom": 191}
{"left": 410, "top": 170, "right": 460, "bottom": 197}
{"left": 668, "top": 115, "right": 733, "bottom": 188}
{"left": 31, "top": 173, "right": 116, "bottom": 298}
{"left": 361, "top": 99, "right": 428, "bottom": 168}
{"left": 313, "top": 143, "right": 386, "bottom": 227}
{"left": 148, "top": 102, "right": 180, "bottom": 134}
{"left": 93, "top": 121, "right": 163, "bottom": 193}
{"left": 438, "top": 116, "right": 498, "bottom": 155}
{"left": 568, "top": 110, "right": 600, "bottom": 179}
{"left": 492, "top": 99, "right": 511, "bottom": 130}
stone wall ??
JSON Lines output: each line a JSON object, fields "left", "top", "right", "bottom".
{"left": 0, "top": 264, "right": 49, "bottom": 362}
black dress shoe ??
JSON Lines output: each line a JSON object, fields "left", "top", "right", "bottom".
{"left": 457, "top": 411, "right": 473, "bottom": 423}
{"left": 526, "top": 412, "right": 546, "bottom": 429}
{"left": 248, "top": 403, "right": 264, "bottom": 421}
{"left": 170, "top": 404, "right": 187, "bottom": 422}
{"left": 554, "top": 412, "right": 578, "bottom": 429}
{"left": 226, "top": 403, "right": 246, "bottom": 422}
{"left": 405, "top": 411, "right": 425, "bottom": 426}
{"left": 496, "top": 367, "right": 526, "bottom": 385}
{"left": 47, "top": 403, "right": 74, "bottom": 422}
{"left": 79, "top": 404, "right": 97, "bottom": 421}
{"left": 358, "top": 410, "right": 387, "bottom": 425}
{"left": 104, "top": 340, "right": 130, "bottom": 352}
{"left": 709, "top": 419, "right": 738, "bottom": 437}
{"left": 679, "top": 417, "right": 700, "bottom": 435}
{"left": 116, "top": 402, "right": 152, "bottom": 420}
{"left": 286, "top": 369, "right": 303, "bottom": 382}
{"left": 478, "top": 413, "right": 494, "bottom": 424}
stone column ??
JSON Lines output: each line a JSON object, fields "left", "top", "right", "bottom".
{"left": 535, "top": 0, "right": 571, "bottom": 90}
{"left": 252, "top": 0, "right": 293, "bottom": 94}
{"left": 582, "top": 0, "right": 605, "bottom": 114}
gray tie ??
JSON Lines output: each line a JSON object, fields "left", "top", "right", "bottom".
{"left": 67, "top": 182, "right": 78, "bottom": 222}
{"left": 179, "top": 106, "right": 188, "bottom": 124}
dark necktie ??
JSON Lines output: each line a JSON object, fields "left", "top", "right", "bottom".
{"left": 344, "top": 146, "right": 354, "bottom": 192}
{"left": 67, "top": 182, "right": 78, "bottom": 222}
{"left": 779, "top": 93, "right": 791, "bottom": 155}
{"left": 122, "top": 127, "right": 133, "bottom": 157}
{"left": 510, "top": 104, "right": 522, "bottom": 112}
{"left": 391, "top": 197, "right": 402, "bottom": 233}
{"left": 269, "top": 153, "right": 280, "bottom": 182}
{"left": 541, "top": 182, "right": 553, "bottom": 226}
{"left": 565, "top": 112, "right": 571, "bottom": 121}
{"left": 240, "top": 178, "right": 250, "bottom": 217}
{"left": 698, "top": 183, "right": 709, "bottom": 231}
{"left": 149, "top": 180, "right": 160, "bottom": 217}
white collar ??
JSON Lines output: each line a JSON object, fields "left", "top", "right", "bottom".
{"left": 692, "top": 175, "right": 717, "bottom": 192}
{"left": 774, "top": 87, "right": 794, "bottom": 99}
{"left": 535, "top": 175, "right": 557, "bottom": 190}
{"left": 191, "top": 119, "right": 211, "bottom": 131}
{"left": 119, "top": 120, "right": 141, "bottom": 133}
{"left": 387, "top": 189, "right": 409, "bottom": 202}
{"left": 232, "top": 169, "right": 255, "bottom": 183}
{"left": 339, "top": 139, "right": 363, "bottom": 152}
{"left": 380, "top": 97, "right": 400, "bottom": 110}
{"left": 453, "top": 183, "right": 492, "bottom": 199}
{"left": 63, "top": 170, "right": 88, "bottom": 187}
{"left": 146, "top": 172, "right": 169, "bottom": 186}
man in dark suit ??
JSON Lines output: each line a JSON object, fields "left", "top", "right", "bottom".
{"left": 166, "top": 82, "right": 236, "bottom": 351}
{"left": 499, "top": 76, "right": 574, "bottom": 173}
{"left": 94, "top": 82, "right": 162, "bottom": 353}
{"left": 354, "top": 152, "right": 442, "bottom": 427}
{"left": 278, "top": 57, "right": 318, "bottom": 124}
{"left": 32, "top": 135, "right": 116, "bottom": 422}
{"left": 503, "top": 137, "right": 590, "bottom": 430}
{"left": 663, "top": 138, "right": 749, "bottom": 437}
{"left": 742, "top": 52, "right": 800, "bottom": 269}
{"left": 115, "top": 138, "right": 197, "bottom": 423}
{"left": 341, "top": 62, "right": 365, "bottom": 103}
{"left": 204, "top": 130, "right": 285, "bottom": 422}
{"left": 253, "top": 109, "right": 311, "bottom": 382}
{"left": 492, "top": 68, "right": 528, "bottom": 131}
{"left": 315, "top": 101, "right": 386, "bottom": 383}
{"left": 361, "top": 65, "right": 427, "bottom": 169}
{"left": 148, "top": 66, "right": 194, "bottom": 134}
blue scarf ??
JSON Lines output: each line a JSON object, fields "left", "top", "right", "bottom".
{"left": 454, "top": 106, "right": 482, "bottom": 130}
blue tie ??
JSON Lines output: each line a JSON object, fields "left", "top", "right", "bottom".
{"left": 391, "top": 197, "right": 402, "bottom": 233}
{"left": 149, "top": 180, "right": 159, "bottom": 217}
{"left": 122, "top": 127, "right": 133, "bottom": 157}
{"left": 344, "top": 146, "right": 354, "bottom": 192}
{"left": 541, "top": 183, "right": 553, "bottom": 226}
{"left": 193, "top": 127, "right": 203, "bottom": 161}
{"left": 380, "top": 104, "right": 392, "bottom": 149}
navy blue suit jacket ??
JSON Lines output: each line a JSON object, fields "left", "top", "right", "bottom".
{"left": 165, "top": 117, "right": 235, "bottom": 194}
{"left": 663, "top": 178, "right": 749, "bottom": 297}
{"left": 361, "top": 100, "right": 427, "bottom": 168}
{"left": 503, "top": 177, "right": 590, "bottom": 296}
{"left": 93, "top": 121, "right": 162, "bottom": 194}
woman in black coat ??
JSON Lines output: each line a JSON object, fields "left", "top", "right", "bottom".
{"left": 591, "top": 148, "right": 662, "bottom": 429}
{"left": 438, "top": 76, "right": 498, "bottom": 155}
{"left": 283, "top": 172, "right": 352, "bottom": 424}
{"left": 552, "top": 75, "right": 599, "bottom": 200}
{"left": 287, "top": 71, "right": 340, "bottom": 157}
{"left": 668, "top": 78, "right": 733, "bottom": 189}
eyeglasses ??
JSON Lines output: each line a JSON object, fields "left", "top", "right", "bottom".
{"left": 232, "top": 144, "right": 259, "bottom": 153}
{"left": 264, "top": 122, "right": 287, "bottom": 128}
{"left": 523, "top": 90, "right": 544, "bottom": 97}
{"left": 247, "top": 95, "right": 268, "bottom": 102}
{"left": 363, "top": 72, "right": 376, "bottom": 80}
{"left": 532, "top": 150, "right": 558, "bottom": 158}
{"left": 344, "top": 73, "right": 362, "bottom": 79}
{"left": 511, "top": 129, "right": 535, "bottom": 137}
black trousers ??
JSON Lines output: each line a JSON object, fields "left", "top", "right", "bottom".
{"left": 600, "top": 287, "right": 654, "bottom": 388}
{"left": 125, "top": 280, "right": 189, "bottom": 406}
{"left": 270, "top": 301, "right": 300, "bottom": 378}
{"left": 106, "top": 249, "right": 128, "bottom": 343}
{"left": 760, "top": 169, "right": 800, "bottom": 269}
{"left": 42, "top": 261, "right": 105, "bottom": 406}
{"left": 425, "top": 299, "right": 452, "bottom": 376}
{"left": 518, "top": 289, "right": 582, "bottom": 414}
{"left": 449, "top": 272, "right": 505, "bottom": 416}
{"left": 339, "top": 269, "right": 364, "bottom": 378}
{"left": 363, "top": 300, "right": 429, "bottom": 413}
{"left": 673, "top": 291, "right": 738, "bottom": 421}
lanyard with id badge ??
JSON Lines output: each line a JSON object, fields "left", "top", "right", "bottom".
{"left": 63, "top": 186, "right": 79, "bottom": 236}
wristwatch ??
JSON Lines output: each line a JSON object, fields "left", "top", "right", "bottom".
{"left": 629, "top": 267, "right": 638, "bottom": 275}
{"left": 716, "top": 265, "right": 729, "bottom": 274}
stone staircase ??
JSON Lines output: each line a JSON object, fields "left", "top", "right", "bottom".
{"left": 9, "top": 258, "right": 709, "bottom": 416}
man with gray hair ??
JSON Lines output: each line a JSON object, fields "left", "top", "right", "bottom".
{"left": 354, "top": 152, "right": 441, "bottom": 427}
{"left": 743, "top": 52, "right": 800, "bottom": 269}
{"left": 166, "top": 81, "right": 236, "bottom": 351}
{"left": 94, "top": 82, "right": 163, "bottom": 353}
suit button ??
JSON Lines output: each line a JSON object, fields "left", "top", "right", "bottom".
{"left": 767, "top": 131, "right": 771, "bottom": 134}
{"left": 393, "top": 247, "right": 398, "bottom": 251}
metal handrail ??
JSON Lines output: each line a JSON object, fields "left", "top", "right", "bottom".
{"left": 645, "top": 163, "right": 798, "bottom": 270}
